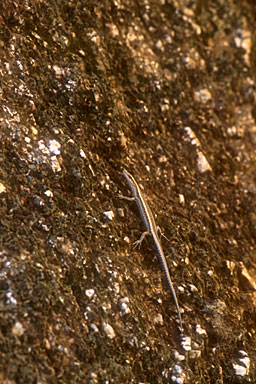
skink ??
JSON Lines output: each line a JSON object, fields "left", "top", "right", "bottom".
{"left": 123, "top": 169, "right": 183, "bottom": 332}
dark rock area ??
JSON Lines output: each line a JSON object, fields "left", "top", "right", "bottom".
{"left": 1, "top": 0, "right": 256, "bottom": 382}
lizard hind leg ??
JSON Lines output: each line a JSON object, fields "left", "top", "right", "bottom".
{"left": 133, "top": 231, "right": 150, "bottom": 248}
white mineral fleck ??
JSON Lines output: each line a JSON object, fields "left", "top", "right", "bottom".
{"left": 49, "top": 139, "right": 61, "bottom": 155}
{"left": 233, "top": 363, "right": 248, "bottom": 376}
{"left": 12, "top": 321, "right": 25, "bottom": 336}
{"left": 6, "top": 291, "right": 17, "bottom": 306}
{"left": 103, "top": 322, "right": 116, "bottom": 339}
{"left": 178, "top": 194, "right": 185, "bottom": 205}
{"left": 103, "top": 210, "right": 114, "bottom": 220}
{"left": 174, "top": 350, "right": 185, "bottom": 361}
{"left": 80, "top": 149, "right": 86, "bottom": 158}
{"left": 188, "top": 284, "right": 198, "bottom": 292}
{"left": 44, "top": 190, "right": 53, "bottom": 197}
{"left": 85, "top": 289, "right": 95, "bottom": 299}
{"left": 181, "top": 335, "right": 191, "bottom": 351}
{"left": 90, "top": 323, "right": 99, "bottom": 333}
{"left": 0, "top": 183, "right": 6, "bottom": 193}
{"left": 232, "top": 350, "right": 250, "bottom": 376}
{"left": 194, "top": 88, "right": 212, "bottom": 103}
{"left": 120, "top": 297, "right": 130, "bottom": 315}
{"left": 197, "top": 151, "right": 212, "bottom": 173}
{"left": 153, "top": 313, "right": 163, "bottom": 325}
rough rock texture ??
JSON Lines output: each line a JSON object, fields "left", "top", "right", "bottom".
{"left": 1, "top": 0, "right": 256, "bottom": 382}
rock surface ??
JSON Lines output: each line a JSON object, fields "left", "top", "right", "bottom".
{"left": 1, "top": 0, "right": 256, "bottom": 382}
